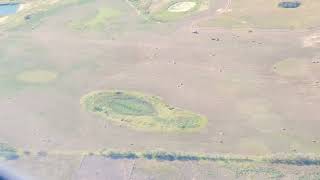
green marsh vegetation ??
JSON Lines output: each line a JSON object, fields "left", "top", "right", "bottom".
{"left": 81, "top": 90, "right": 207, "bottom": 132}
{"left": 70, "top": 7, "right": 121, "bottom": 31}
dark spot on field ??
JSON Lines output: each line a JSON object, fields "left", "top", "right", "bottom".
{"left": 23, "top": 151, "right": 31, "bottom": 156}
{"left": 24, "top": 14, "right": 32, "bottom": 20}
{"left": 37, "top": 151, "right": 48, "bottom": 157}
{"left": 278, "top": 1, "right": 301, "bottom": 8}
{"left": 115, "top": 91, "right": 122, "bottom": 95}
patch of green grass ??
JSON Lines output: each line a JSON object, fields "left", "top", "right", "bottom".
{"left": 221, "top": 162, "right": 284, "bottom": 179}
{"left": 88, "top": 92, "right": 156, "bottom": 116}
{"left": 0, "top": 143, "right": 19, "bottom": 160}
{"left": 70, "top": 7, "right": 121, "bottom": 31}
{"left": 83, "top": 91, "right": 155, "bottom": 117}
{"left": 16, "top": 69, "right": 57, "bottom": 83}
{"left": 1, "top": 0, "right": 94, "bottom": 30}
{"left": 299, "top": 172, "right": 320, "bottom": 180}
{"left": 81, "top": 90, "right": 207, "bottom": 132}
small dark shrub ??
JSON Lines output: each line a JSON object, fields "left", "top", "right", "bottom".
{"left": 142, "top": 153, "right": 153, "bottom": 160}
{"left": 108, "top": 151, "right": 138, "bottom": 159}
{"left": 154, "top": 152, "right": 176, "bottom": 161}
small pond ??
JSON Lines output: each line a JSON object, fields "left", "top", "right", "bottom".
{"left": 278, "top": 1, "right": 301, "bottom": 8}
{"left": 0, "top": 3, "right": 19, "bottom": 16}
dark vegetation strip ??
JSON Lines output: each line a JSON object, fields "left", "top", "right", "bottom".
{"left": 100, "top": 150, "right": 320, "bottom": 166}
{"left": 269, "top": 158, "right": 320, "bottom": 166}
{"left": 1, "top": 143, "right": 320, "bottom": 166}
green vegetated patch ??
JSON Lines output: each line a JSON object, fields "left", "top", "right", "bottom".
{"left": 81, "top": 90, "right": 207, "bottom": 132}
{"left": 201, "top": 0, "right": 320, "bottom": 29}
{"left": 272, "top": 58, "right": 320, "bottom": 80}
{"left": 70, "top": 7, "right": 121, "bottom": 31}
{"left": 0, "top": 143, "right": 19, "bottom": 160}
{"left": 127, "top": 0, "right": 209, "bottom": 22}
{"left": 16, "top": 69, "right": 58, "bottom": 83}
{"left": 0, "top": 68, "right": 58, "bottom": 97}
{"left": 220, "top": 161, "right": 284, "bottom": 179}
{"left": 273, "top": 58, "right": 309, "bottom": 78}
{"left": 0, "top": 0, "right": 93, "bottom": 30}
{"left": 299, "top": 172, "right": 320, "bottom": 180}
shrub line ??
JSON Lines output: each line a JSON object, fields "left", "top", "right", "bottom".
{"left": 99, "top": 149, "right": 320, "bottom": 166}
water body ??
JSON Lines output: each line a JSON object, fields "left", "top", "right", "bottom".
{"left": 0, "top": 3, "right": 19, "bottom": 16}
{"left": 278, "top": 1, "right": 301, "bottom": 8}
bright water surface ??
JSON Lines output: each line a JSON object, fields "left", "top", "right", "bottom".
{"left": 0, "top": 3, "right": 19, "bottom": 16}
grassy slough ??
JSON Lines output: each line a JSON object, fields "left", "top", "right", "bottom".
{"left": 81, "top": 90, "right": 207, "bottom": 132}
{"left": 16, "top": 69, "right": 57, "bottom": 83}
{"left": 70, "top": 7, "right": 122, "bottom": 31}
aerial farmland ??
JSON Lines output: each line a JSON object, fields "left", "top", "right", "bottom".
{"left": 0, "top": 0, "right": 320, "bottom": 179}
